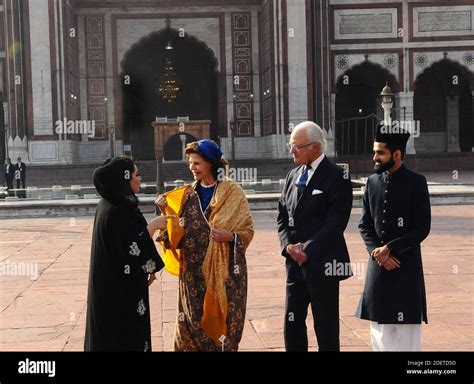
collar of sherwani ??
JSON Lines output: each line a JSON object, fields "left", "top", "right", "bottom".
{"left": 385, "top": 164, "right": 406, "bottom": 180}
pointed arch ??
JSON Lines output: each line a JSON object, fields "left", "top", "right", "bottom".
{"left": 335, "top": 61, "right": 400, "bottom": 155}
{"left": 118, "top": 28, "right": 220, "bottom": 160}
{"left": 414, "top": 58, "right": 474, "bottom": 152}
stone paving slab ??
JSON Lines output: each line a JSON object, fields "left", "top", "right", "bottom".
{"left": 0, "top": 206, "right": 472, "bottom": 351}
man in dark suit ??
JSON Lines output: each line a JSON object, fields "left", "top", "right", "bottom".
{"left": 14, "top": 157, "right": 26, "bottom": 190}
{"left": 355, "top": 123, "right": 431, "bottom": 351}
{"left": 4, "top": 157, "right": 14, "bottom": 190}
{"left": 277, "top": 121, "right": 353, "bottom": 351}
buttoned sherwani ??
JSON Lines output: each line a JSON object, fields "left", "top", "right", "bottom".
{"left": 355, "top": 164, "right": 431, "bottom": 324}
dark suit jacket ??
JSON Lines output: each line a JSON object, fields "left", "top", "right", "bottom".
{"left": 4, "top": 164, "right": 14, "bottom": 177}
{"left": 355, "top": 164, "right": 430, "bottom": 324}
{"left": 14, "top": 162, "right": 26, "bottom": 179}
{"left": 277, "top": 156, "right": 353, "bottom": 282}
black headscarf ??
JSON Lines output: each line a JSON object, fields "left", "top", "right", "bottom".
{"left": 93, "top": 157, "right": 138, "bottom": 209}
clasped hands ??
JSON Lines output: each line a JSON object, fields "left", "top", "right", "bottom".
{"left": 371, "top": 245, "right": 400, "bottom": 270}
{"left": 286, "top": 243, "right": 308, "bottom": 266}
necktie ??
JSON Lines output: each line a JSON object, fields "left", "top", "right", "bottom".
{"left": 295, "top": 165, "right": 311, "bottom": 194}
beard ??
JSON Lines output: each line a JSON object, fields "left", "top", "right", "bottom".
{"left": 374, "top": 156, "right": 395, "bottom": 174}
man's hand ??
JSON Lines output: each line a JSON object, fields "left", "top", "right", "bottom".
{"left": 372, "top": 245, "right": 391, "bottom": 266}
{"left": 381, "top": 255, "right": 400, "bottom": 271}
{"left": 287, "top": 243, "right": 308, "bottom": 266}
{"left": 371, "top": 245, "right": 401, "bottom": 271}
{"left": 371, "top": 245, "right": 390, "bottom": 260}
{"left": 373, "top": 250, "right": 390, "bottom": 267}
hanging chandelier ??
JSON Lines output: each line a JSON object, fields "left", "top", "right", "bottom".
{"left": 158, "top": 40, "right": 181, "bottom": 103}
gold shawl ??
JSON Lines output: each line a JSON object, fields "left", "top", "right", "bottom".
{"left": 201, "top": 179, "right": 254, "bottom": 347}
{"left": 157, "top": 179, "right": 254, "bottom": 347}
{"left": 158, "top": 185, "right": 191, "bottom": 276}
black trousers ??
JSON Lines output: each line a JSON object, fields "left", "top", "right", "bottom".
{"left": 15, "top": 177, "right": 26, "bottom": 198}
{"left": 5, "top": 175, "right": 14, "bottom": 190}
{"left": 16, "top": 177, "right": 26, "bottom": 189}
{"left": 284, "top": 258, "right": 340, "bottom": 351}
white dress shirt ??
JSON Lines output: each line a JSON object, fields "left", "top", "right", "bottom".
{"left": 305, "top": 153, "right": 325, "bottom": 186}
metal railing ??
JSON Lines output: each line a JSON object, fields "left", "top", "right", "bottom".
{"left": 334, "top": 113, "right": 381, "bottom": 157}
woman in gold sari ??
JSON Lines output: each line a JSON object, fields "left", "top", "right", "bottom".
{"left": 156, "top": 140, "right": 254, "bottom": 351}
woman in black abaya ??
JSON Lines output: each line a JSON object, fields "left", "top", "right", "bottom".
{"left": 84, "top": 157, "right": 168, "bottom": 351}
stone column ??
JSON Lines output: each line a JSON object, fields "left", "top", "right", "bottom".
{"left": 28, "top": 0, "right": 54, "bottom": 137}
{"left": 446, "top": 95, "right": 460, "bottom": 152}
{"left": 179, "top": 134, "right": 187, "bottom": 161}
{"left": 4, "top": 0, "right": 29, "bottom": 161}
{"left": 287, "top": 0, "right": 308, "bottom": 124}
{"left": 471, "top": 90, "right": 474, "bottom": 152}
{"left": 382, "top": 102, "right": 392, "bottom": 126}
{"left": 325, "top": 93, "right": 336, "bottom": 157}
{"left": 395, "top": 92, "right": 416, "bottom": 154}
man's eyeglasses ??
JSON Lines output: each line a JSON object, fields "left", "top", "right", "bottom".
{"left": 287, "top": 142, "right": 317, "bottom": 151}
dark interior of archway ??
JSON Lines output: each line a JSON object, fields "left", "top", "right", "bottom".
{"left": 164, "top": 133, "right": 197, "bottom": 161}
{"left": 121, "top": 29, "right": 218, "bottom": 160}
{"left": 335, "top": 61, "right": 400, "bottom": 156}
{"left": 414, "top": 59, "right": 473, "bottom": 152}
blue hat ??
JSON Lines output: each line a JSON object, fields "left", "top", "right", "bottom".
{"left": 197, "top": 140, "right": 223, "bottom": 163}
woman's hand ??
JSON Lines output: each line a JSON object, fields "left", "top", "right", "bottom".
{"left": 148, "top": 273, "right": 156, "bottom": 286}
{"left": 147, "top": 215, "right": 173, "bottom": 237}
{"left": 211, "top": 228, "right": 234, "bottom": 242}
{"left": 155, "top": 194, "right": 167, "bottom": 212}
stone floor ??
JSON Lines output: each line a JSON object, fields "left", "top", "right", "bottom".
{"left": 0, "top": 206, "right": 472, "bottom": 351}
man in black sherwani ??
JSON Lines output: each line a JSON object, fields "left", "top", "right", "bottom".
{"left": 355, "top": 123, "right": 431, "bottom": 351}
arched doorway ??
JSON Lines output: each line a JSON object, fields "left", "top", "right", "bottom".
{"left": 120, "top": 28, "right": 219, "bottom": 160}
{"left": 163, "top": 133, "right": 197, "bottom": 161}
{"left": 414, "top": 59, "right": 473, "bottom": 152}
{"left": 335, "top": 61, "right": 400, "bottom": 156}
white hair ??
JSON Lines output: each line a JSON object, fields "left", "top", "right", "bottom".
{"left": 293, "top": 121, "right": 326, "bottom": 153}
